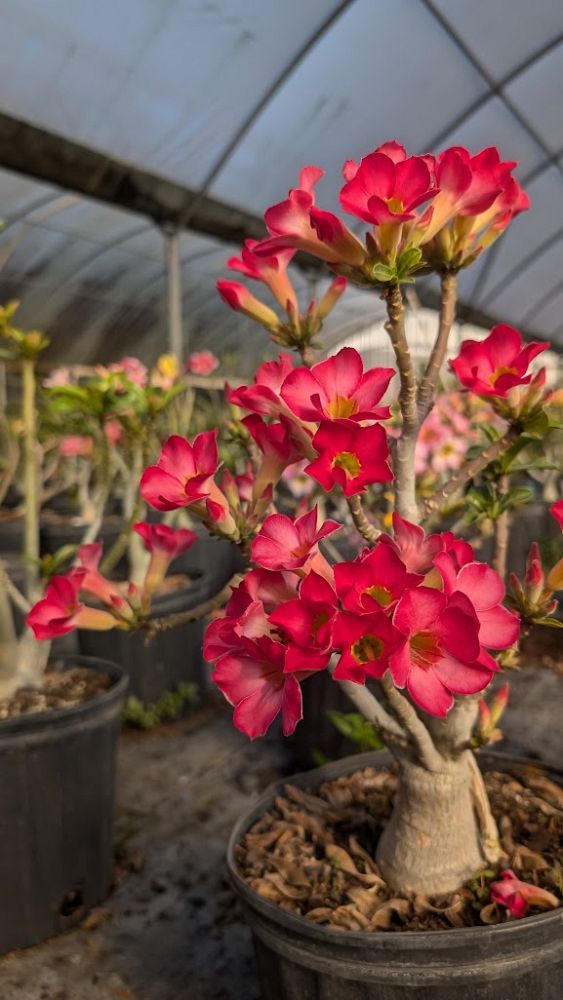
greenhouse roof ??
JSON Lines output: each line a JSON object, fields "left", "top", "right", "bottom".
{"left": 1, "top": 0, "right": 563, "bottom": 366}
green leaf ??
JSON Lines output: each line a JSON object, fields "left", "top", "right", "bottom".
{"left": 499, "top": 487, "right": 534, "bottom": 512}
{"left": 370, "top": 263, "right": 395, "bottom": 282}
{"left": 327, "top": 710, "right": 384, "bottom": 751}
{"left": 522, "top": 410, "right": 550, "bottom": 439}
{"left": 539, "top": 617, "right": 563, "bottom": 629}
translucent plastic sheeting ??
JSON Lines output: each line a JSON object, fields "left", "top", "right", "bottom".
{"left": 0, "top": 0, "right": 563, "bottom": 359}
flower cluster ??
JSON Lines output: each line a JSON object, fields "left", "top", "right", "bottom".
{"left": 221, "top": 143, "right": 528, "bottom": 291}
{"left": 450, "top": 325, "right": 548, "bottom": 408}
{"left": 140, "top": 347, "right": 395, "bottom": 542}
{"left": 26, "top": 523, "right": 196, "bottom": 639}
{"left": 217, "top": 238, "right": 347, "bottom": 353}
{"left": 204, "top": 510, "right": 520, "bottom": 737}
{"left": 415, "top": 391, "right": 492, "bottom": 478}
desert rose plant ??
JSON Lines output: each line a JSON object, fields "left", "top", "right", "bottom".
{"left": 27, "top": 142, "right": 563, "bottom": 911}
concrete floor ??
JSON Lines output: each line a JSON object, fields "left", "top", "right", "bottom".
{"left": 0, "top": 665, "right": 561, "bottom": 1000}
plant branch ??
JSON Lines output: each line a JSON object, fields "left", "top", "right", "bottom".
{"left": 21, "top": 356, "right": 40, "bottom": 601}
{"left": 383, "top": 284, "right": 419, "bottom": 522}
{"left": 493, "top": 473, "right": 510, "bottom": 580}
{"left": 146, "top": 572, "right": 244, "bottom": 637}
{"left": 417, "top": 270, "right": 457, "bottom": 419}
{"left": 347, "top": 495, "right": 381, "bottom": 545}
{"left": 0, "top": 562, "right": 32, "bottom": 615}
{"left": 424, "top": 430, "right": 517, "bottom": 513}
{"left": 381, "top": 673, "right": 444, "bottom": 772}
{"left": 331, "top": 671, "right": 408, "bottom": 745}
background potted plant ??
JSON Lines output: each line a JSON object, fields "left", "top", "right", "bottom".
{"left": 0, "top": 304, "right": 127, "bottom": 954}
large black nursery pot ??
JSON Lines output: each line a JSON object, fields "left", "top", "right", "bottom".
{"left": 39, "top": 512, "right": 124, "bottom": 557}
{"left": 0, "top": 654, "right": 127, "bottom": 953}
{"left": 228, "top": 751, "right": 563, "bottom": 1000}
{"left": 78, "top": 567, "right": 211, "bottom": 704}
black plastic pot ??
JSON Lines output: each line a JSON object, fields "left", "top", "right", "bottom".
{"left": 0, "top": 512, "right": 24, "bottom": 553}
{"left": 182, "top": 529, "right": 247, "bottom": 599}
{"left": 228, "top": 751, "right": 563, "bottom": 1000}
{"left": 39, "top": 514, "right": 125, "bottom": 557}
{"left": 0, "top": 654, "right": 127, "bottom": 953}
{"left": 77, "top": 568, "right": 211, "bottom": 704}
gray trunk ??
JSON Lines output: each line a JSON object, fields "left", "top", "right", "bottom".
{"left": 376, "top": 753, "right": 485, "bottom": 895}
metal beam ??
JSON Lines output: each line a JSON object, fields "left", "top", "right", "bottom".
{"left": 0, "top": 111, "right": 265, "bottom": 246}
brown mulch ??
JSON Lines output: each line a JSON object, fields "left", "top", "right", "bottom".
{"left": 0, "top": 666, "right": 112, "bottom": 719}
{"left": 235, "top": 765, "right": 563, "bottom": 933}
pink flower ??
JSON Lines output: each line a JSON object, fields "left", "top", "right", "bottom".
{"left": 334, "top": 543, "right": 421, "bottom": 613}
{"left": 217, "top": 280, "right": 281, "bottom": 334}
{"left": 76, "top": 543, "right": 120, "bottom": 605}
{"left": 251, "top": 507, "right": 340, "bottom": 574}
{"left": 211, "top": 635, "right": 303, "bottom": 739}
{"left": 227, "top": 240, "right": 297, "bottom": 312}
{"left": 59, "top": 435, "right": 93, "bottom": 458}
{"left": 43, "top": 367, "right": 72, "bottom": 388}
{"left": 204, "top": 569, "right": 298, "bottom": 662}
{"left": 450, "top": 325, "right": 548, "bottom": 398}
{"left": 332, "top": 610, "right": 399, "bottom": 683}
{"left": 26, "top": 572, "right": 117, "bottom": 640}
{"left": 390, "top": 587, "right": 496, "bottom": 717}
{"left": 306, "top": 419, "right": 392, "bottom": 497}
{"left": 228, "top": 354, "right": 295, "bottom": 418}
{"left": 187, "top": 350, "right": 219, "bottom": 375}
{"left": 134, "top": 522, "right": 197, "bottom": 608}
{"left": 269, "top": 571, "right": 338, "bottom": 674}
{"left": 340, "top": 142, "right": 438, "bottom": 227}
{"left": 381, "top": 513, "right": 446, "bottom": 575}
{"left": 104, "top": 420, "right": 123, "bottom": 445}
{"left": 490, "top": 870, "right": 559, "bottom": 919}
{"left": 253, "top": 166, "right": 367, "bottom": 267}
{"left": 109, "top": 356, "right": 148, "bottom": 388}
{"left": 280, "top": 347, "right": 394, "bottom": 422}
{"left": 435, "top": 555, "right": 521, "bottom": 651}
{"left": 140, "top": 432, "right": 238, "bottom": 537}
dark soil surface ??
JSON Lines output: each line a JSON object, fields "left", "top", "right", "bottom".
{"left": 0, "top": 657, "right": 561, "bottom": 999}
{"left": 0, "top": 667, "right": 112, "bottom": 719}
{"left": 237, "top": 765, "right": 562, "bottom": 932}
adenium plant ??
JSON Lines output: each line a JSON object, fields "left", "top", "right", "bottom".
{"left": 26, "top": 141, "right": 562, "bottom": 909}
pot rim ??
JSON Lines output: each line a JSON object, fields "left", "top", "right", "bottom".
{"left": 227, "top": 748, "right": 563, "bottom": 947}
{"left": 0, "top": 653, "right": 128, "bottom": 735}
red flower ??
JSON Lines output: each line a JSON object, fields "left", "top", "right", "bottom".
{"left": 216, "top": 280, "right": 281, "bottom": 334}
{"left": 280, "top": 347, "right": 394, "bottom": 422}
{"left": 227, "top": 240, "right": 297, "bottom": 312}
{"left": 332, "top": 610, "right": 399, "bottom": 683}
{"left": 269, "top": 571, "right": 338, "bottom": 674}
{"left": 76, "top": 543, "right": 126, "bottom": 609}
{"left": 490, "top": 870, "right": 559, "bottom": 919}
{"left": 251, "top": 507, "right": 340, "bottom": 573}
{"left": 436, "top": 555, "right": 520, "bottom": 651}
{"left": 211, "top": 635, "right": 302, "bottom": 739}
{"left": 334, "top": 543, "right": 421, "bottom": 613}
{"left": 450, "top": 325, "right": 547, "bottom": 398}
{"left": 390, "top": 587, "right": 496, "bottom": 717}
{"left": 380, "top": 513, "right": 443, "bottom": 575}
{"left": 187, "top": 350, "right": 219, "bottom": 375}
{"left": 307, "top": 419, "right": 392, "bottom": 497}
{"left": 242, "top": 415, "right": 301, "bottom": 498}
{"left": 551, "top": 500, "right": 563, "bottom": 531}
{"left": 340, "top": 142, "right": 438, "bottom": 227}
{"left": 26, "top": 573, "right": 117, "bottom": 640}
{"left": 253, "top": 166, "right": 367, "bottom": 267}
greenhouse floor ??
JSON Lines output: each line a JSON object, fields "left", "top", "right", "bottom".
{"left": 0, "top": 662, "right": 561, "bottom": 1000}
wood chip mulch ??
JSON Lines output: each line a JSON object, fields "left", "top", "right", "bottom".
{"left": 235, "top": 765, "right": 563, "bottom": 932}
{"left": 0, "top": 667, "right": 112, "bottom": 719}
